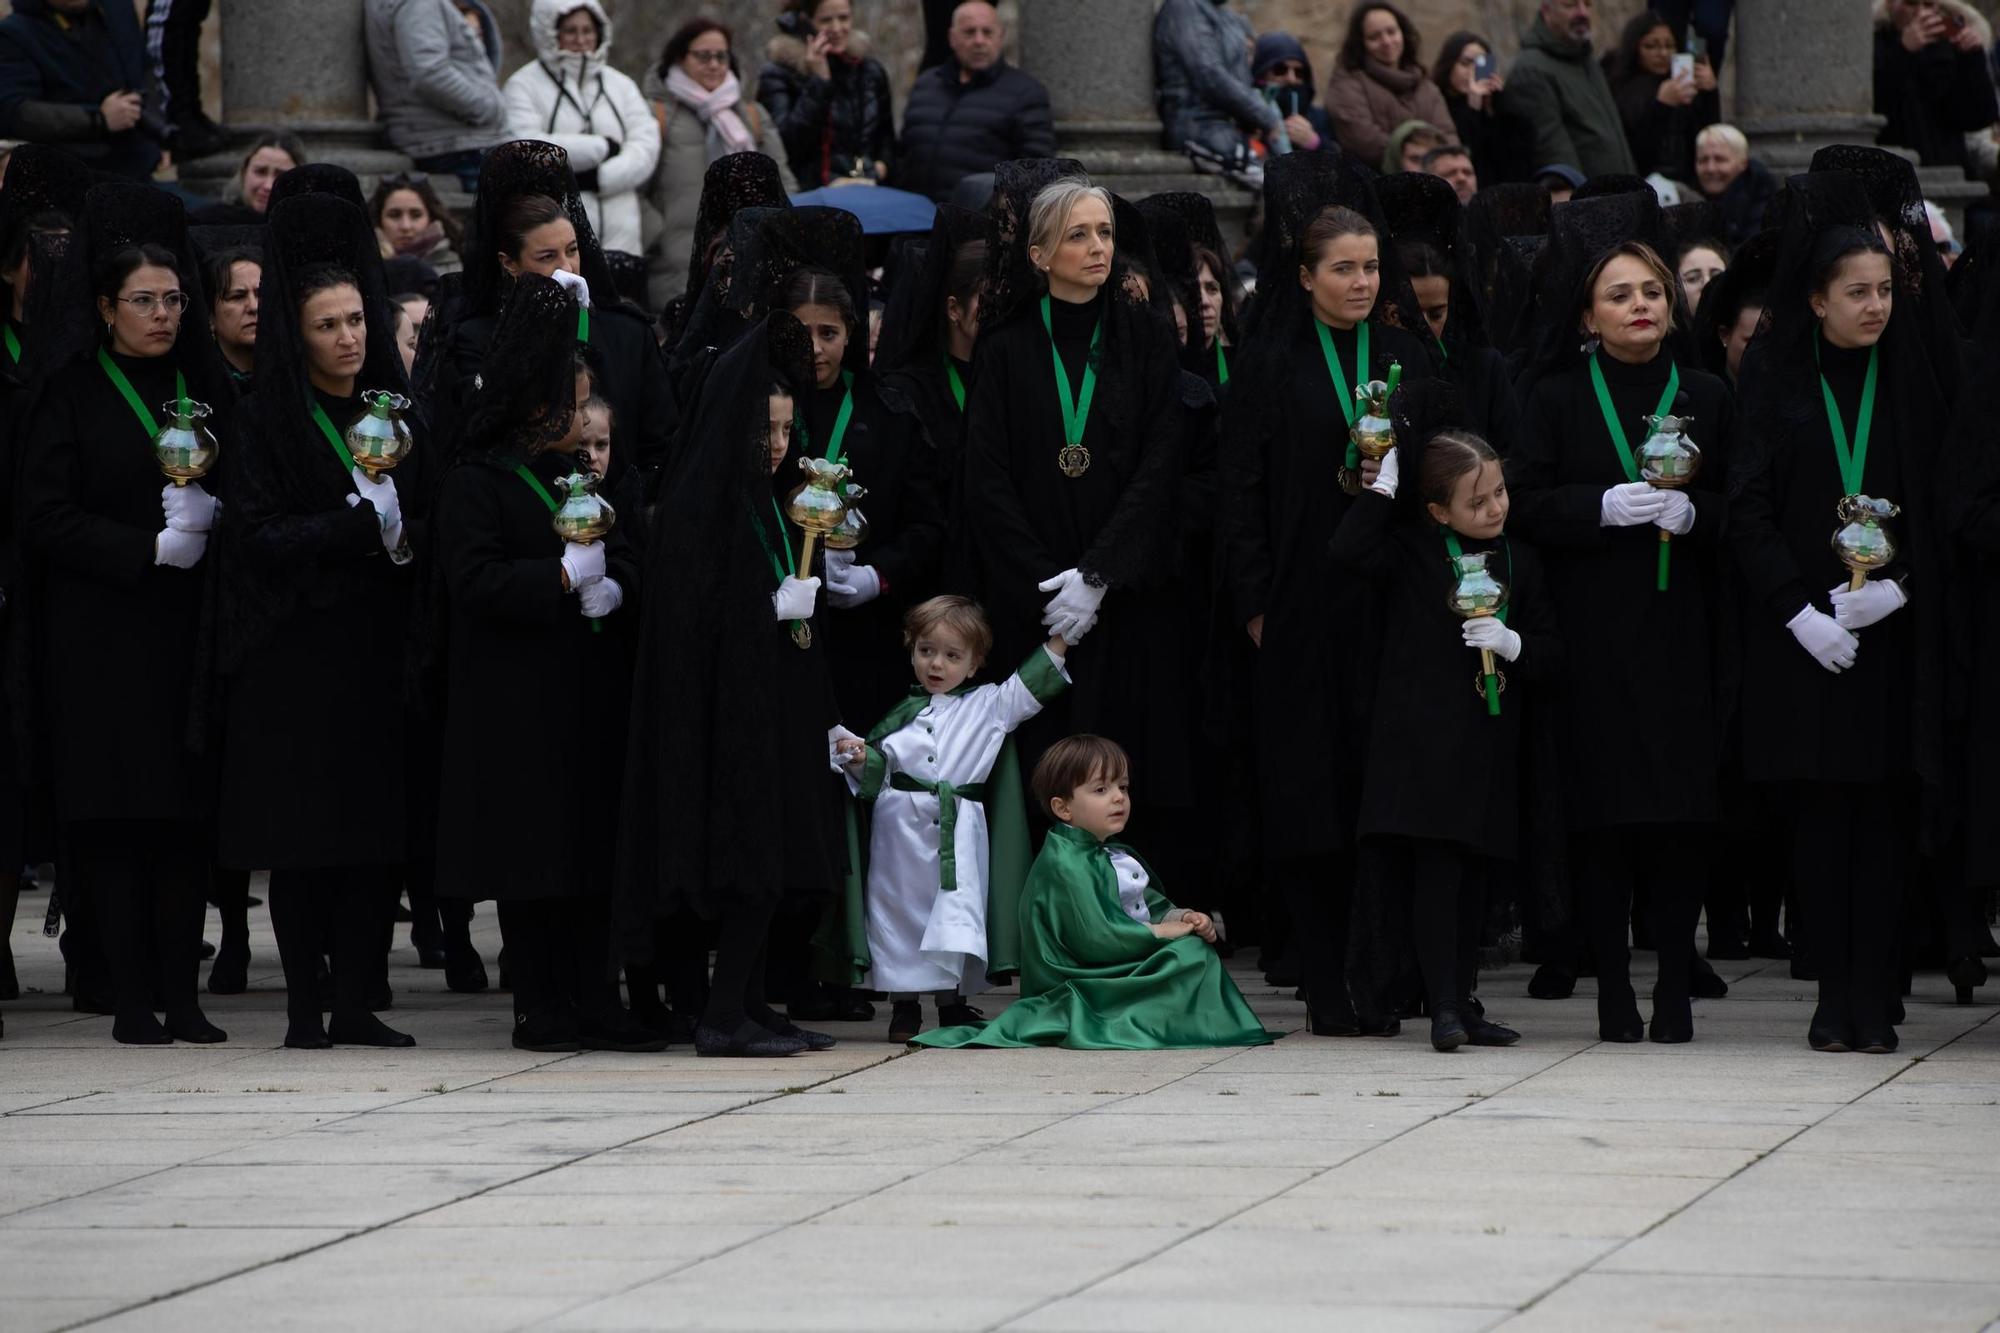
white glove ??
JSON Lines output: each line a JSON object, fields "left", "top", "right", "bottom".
{"left": 348, "top": 467, "right": 405, "bottom": 553}
{"left": 824, "top": 548, "right": 882, "bottom": 609}
{"left": 773, "top": 575, "right": 820, "bottom": 621}
{"left": 578, "top": 576, "right": 622, "bottom": 619}
{"left": 827, "top": 724, "right": 863, "bottom": 774}
{"left": 1655, "top": 490, "right": 1696, "bottom": 536}
{"left": 1787, "top": 604, "right": 1859, "bottom": 673}
{"left": 561, "top": 540, "right": 605, "bottom": 589}
{"left": 1461, "top": 616, "right": 1522, "bottom": 662}
{"left": 1369, "top": 447, "right": 1400, "bottom": 499}
{"left": 552, "top": 267, "right": 592, "bottom": 308}
{"left": 160, "top": 482, "right": 219, "bottom": 533}
{"left": 154, "top": 526, "right": 208, "bottom": 569}
{"left": 1037, "top": 567, "right": 1107, "bottom": 642}
{"left": 1829, "top": 579, "right": 1906, "bottom": 632}
{"left": 1600, "top": 481, "right": 1670, "bottom": 528}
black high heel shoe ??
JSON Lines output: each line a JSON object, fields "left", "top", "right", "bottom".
{"left": 1947, "top": 955, "right": 1988, "bottom": 1005}
{"left": 694, "top": 1021, "right": 806, "bottom": 1058}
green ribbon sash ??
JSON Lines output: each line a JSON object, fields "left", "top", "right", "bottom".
{"left": 803, "top": 370, "right": 856, "bottom": 464}
{"left": 1215, "top": 340, "right": 1230, "bottom": 385}
{"left": 750, "top": 495, "right": 805, "bottom": 640}
{"left": 1816, "top": 336, "right": 1879, "bottom": 498}
{"left": 517, "top": 462, "right": 602, "bottom": 633}
{"left": 1588, "top": 352, "right": 1681, "bottom": 592}
{"left": 576, "top": 305, "right": 590, "bottom": 345}
{"left": 97, "top": 348, "right": 185, "bottom": 441}
{"left": 309, "top": 399, "right": 358, "bottom": 471}
{"left": 4, "top": 324, "right": 20, "bottom": 367}
{"left": 1039, "top": 294, "right": 1103, "bottom": 455}
{"left": 1316, "top": 319, "right": 1369, "bottom": 472}
{"left": 888, "top": 772, "right": 989, "bottom": 893}
{"left": 944, "top": 356, "right": 966, "bottom": 413}
{"left": 1444, "top": 529, "right": 1513, "bottom": 717}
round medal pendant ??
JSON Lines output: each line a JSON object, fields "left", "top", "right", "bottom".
{"left": 791, "top": 620, "right": 813, "bottom": 650}
{"left": 1337, "top": 466, "right": 1362, "bottom": 496}
{"left": 1058, "top": 444, "right": 1091, "bottom": 479}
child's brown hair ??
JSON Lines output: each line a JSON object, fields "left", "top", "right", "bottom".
{"left": 1031, "top": 734, "right": 1131, "bottom": 816}
{"left": 902, "top": 595, "right": 993, "bottom": 660}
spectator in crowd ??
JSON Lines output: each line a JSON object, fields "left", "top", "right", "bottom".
{"left": 1154, "top": 0, "right": 1279, "bottom": 186}
{"left": 897, "top": 2, "right": 1056, "bottom": 204}
{"left": 1874, "top": 0, "right": 1997, "bottom": 172}
{"left": 1325, "top": 4, "right": 1454, "bottom": 170}
{"left": 0, "top": 0, "right": 159, "bottom": 182}
{"left": 1536, "top": 162, "right": 1584, "bottom": 202}
{"left": 1252, "top": 32, "right": 1333, "bottom": 156}
{"left": 1675, "top": 234, "right": 1726, "bottom": 310}
{"left": 1925, "top": 199, "right": 1961, "bottom": 266}
{"left": 1424, "top": 142, "right": 1478, "bottom": 203}
{"left": 1692, "top": 123, "right": 1776, "bottom": 246}
{"left": 1605, "top": 9, "right": 1718, "bottom": 185}
{"left": 1383, "top": 119, "right": 1449, "bottom": 176}
{"left": 648, "top": 19, "right": 796, "bottom": 307}
{"left": 1652, "top": 0, "right": 1735, "bottom": 72}
{"left": 364, "top": 0, "right": 508, "bottom": 195}
{"left": 145, "top": 0, "right": 221, "bottom": 160}
{"left": 370, "top": 170, "right": 464, "bottom": 274}
{"left": 1434, "top": 30, "right": 1534, "bottom": 186}
{"left": 1509, "top": 0, "right": 1637, "bottom": 180}
{"left": 758, "top": 0, "right": 895, "bottom": 187}
{"left": 504, "top": 1, "right": 659, "bottom": 256}
{"left": 188, "top": 131, "right": 302, "bottom": 226}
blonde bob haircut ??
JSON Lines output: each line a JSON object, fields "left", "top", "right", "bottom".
{"left": 1695, "top": 122, "right": 1749, "bottom": 162}
{"left": 1026, "top": 177, "right": 1115, "bottom": 270}
{"left": 1581, "top": 240, "right": 1680, "bottom": 335}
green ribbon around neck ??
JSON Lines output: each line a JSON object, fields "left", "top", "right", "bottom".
{"left": 1443, "top": 529, "right": 1512, "bottom": 718}
{"left": 1216, "top": 341, "right": 1230, "bottom": 385}
{"left": 1316, "top": 318, "right": 1368, "bottom": 469}
{"left": 4, "top": 324, "right": 20, "bottom": 366}
{"left": 750, "top": 496, "right": 806, "bottom": 639}
{"left": 1589, "top": 352, "right": 1682, "bottom": 592}
{"left": 944, "top": 356, "right": 966, "bottom": 413}
{"left": 576, "top": 305, "right": 590, "bottom": 345}
{"left": 1816, "top": 335, "right": 1879, "bottom": 498}
{"left": 518, "top": 462, "right": 604, "bottom": 633}
{"left": 97, "top": 347, "right": 185, "bottom": 441}
{"left": 1039, "top": 295, "right": 1102, "bottom": 451}
{"left": 309, "top": 399, "right": 358, "bottom": 471}
{"left": 803, "top": 370, "right": 856, "bottom": 463}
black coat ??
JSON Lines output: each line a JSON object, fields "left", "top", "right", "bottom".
{"left": 1219, "top": 315, "right": 1435, "bottom": 860}
{"left": 215, "top": 387, "right": 428, "bottom": 869}
{"left": 1330, "top": 491, "right": 1560, "bottom": 858}
{"left": 895, "top": 59, "right": 1057, "bottom": 203}
{"left": 18, "top": 352, "right": 210, "bottom": 823}
{"left": 432, "top": 448, "right": 640, "bottom": 901}
{"left": 806, "top": 374, "right": 947, "bottom": 731}
{"left": 1508, "top": 352, "right": 1733, "bottom": 828}
{"left": 1608, "top": 69, "right": 1719, "bottom": 186}
{"left": 758, "top": 41, "right": 895, "bottom": 189}
{"left": 0, "top": 0, "right": 159, "bottom": 181}
{"left": 1703, "top": 159, "right": 1779, "bottom": 250}
{"left": 1873, "top": 23, "right": 1998, "bottom": 171}
{"left": 1447, "top": 92, "right": 1536, "bottom": 187}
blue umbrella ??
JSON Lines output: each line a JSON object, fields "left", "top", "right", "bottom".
{"left": 789, "top": 184, "right": 937, "bottom": 235}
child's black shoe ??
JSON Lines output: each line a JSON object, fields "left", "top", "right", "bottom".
{"left": 887, "top": 1000, "right": 922, "bottom": 1042}
{"left": 1429, "top": 1004, "right": 1468, "bottom": 1052}
{"left": 936, "top": 1001, "right": 986, "bottom": 1028}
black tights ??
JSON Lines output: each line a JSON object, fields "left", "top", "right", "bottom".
{"left": 628, "top": 914, "right": 712, "bottom": 1023}
{"left": 1269, "top": 853, "right": 1354, "bottom": 1029}
{"left": 1360, "top": 838, "right": 1483, "bottom": 1016}
{"left": 1792, "top": 784, "right": 1908, "bottom": 1037}
{"left": 704, "top": 900, "right": 777, "bottom": 1035}
{"left": 1571, "top": 826, "right": 1707, "bottom": 1025}
{"left": 67, "top": 820, "right": 208, "bottom": 1036}
{"left": 268, "top": 866, "right": 395, "bottom": 1038}
{"left": 495, "top": 897, "right": 619, "bottom": 1031}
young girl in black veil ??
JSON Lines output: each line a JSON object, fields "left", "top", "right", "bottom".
{"left": 1220, "top": 150, "right": 1436, "bottom": 1037}
{"left": 617, "top": 311, "right": 841, "bottom": 1059}
{"left": 18, "top": 183, "right": 232, "bottom": 1045}
{"left": 873, "top": 203, "right": 994, "bottom": 470}
{"left": 211, "top": 192, "right": 425, "bottom": 1050}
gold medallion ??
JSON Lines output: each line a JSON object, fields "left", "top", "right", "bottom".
{"left": 1337, "top": 466, "right": 1362, "bottom": 496}
{"left": 1058, "top": 444, "right": 1091, "bottom": 479}
{"left": 791, "top": 620, "right": 813, "bottom": 650}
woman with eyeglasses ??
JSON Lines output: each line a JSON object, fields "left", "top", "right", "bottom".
{"left": 369, "top": 173, "right": 464, "bottom": 276}
{"left": 1432, "top": 31, "right": 1533, "bottom": 187}
{"left": 18, "top": 183, "right": 234, "bottom": 1045}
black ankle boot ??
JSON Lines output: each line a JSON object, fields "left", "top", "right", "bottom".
{"left": 112, "top": 1011, "right": 172, "bottom": 1045}
{"left": 1429, "top": 1003, "right": 1468, "bottom": 1052}
{"left": 444, "top": 942, "right": 488, "bottom": 993}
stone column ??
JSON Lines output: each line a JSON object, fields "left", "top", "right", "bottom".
{"left": 180, "top": 0, "right": 408, "bottom": 200}
{"left": 1732, "top": 0, "right": 1882, "bottom": 171}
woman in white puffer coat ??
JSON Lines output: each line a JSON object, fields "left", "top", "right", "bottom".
{"left": 503, "top": 0, "right": 659, "bottom": 257}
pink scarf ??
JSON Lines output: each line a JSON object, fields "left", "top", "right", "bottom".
{"left": 665, "top": 65, "right": 757, "bottom": 159}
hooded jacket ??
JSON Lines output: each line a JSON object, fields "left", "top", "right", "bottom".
{"left": 364, "top": 0, "right": 508, "bottom": 161}
{"left": 895, "top": 57, "right": 1056, "bottom": 203}
{"left": 757, "top": 28, "right": 895, "bottom": 189}
{"left": 0, "top": 0, "right": 158, "bottom": 181}
{"left": 1506, "top": 13, "right": 1636, "bottom": 179}
{"left": 1153, "top": 0, "right": 1278, "bottom": 145}
{"left": 1872, "top": 0, "right": 1997, "bottom": 171}
{"left": 503, "top": 0, "right": 660, "bottom": 255}
{"left": 1250, "top": 33, "right": 1334, "bottom": 153}
{"left": 1324, "top": 53, "right": 1454, "bottom": 168}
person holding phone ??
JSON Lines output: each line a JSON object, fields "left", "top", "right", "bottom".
{"left": 1603, "top": 10, "right": 1718, "bottom": 186}
{"left": 1432, "top": 31, "right": 1534, "bottom": 186}
{"left": 1873, "top": 0, "right": 1996, "bottom": 171}
{"left": 757, "top": 0, "right": 896, "bottom": 188}
{"left": 1251, "top": 32, "right": 1335, "bottom": 156}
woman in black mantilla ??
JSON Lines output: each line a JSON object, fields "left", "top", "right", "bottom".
{"left": 18, "top": 183, "right": 231, "bottom": 1044}
{"left": 874, "top": 203, "right": 994, "bottom": 475}
{"left": 431, "top": 274, "right": 660, "bottom": 1053}
{"left": 616, "top": 311, "right": 841, "bottom": 1059}
{"left": 660, "top": 150, "right": 791, "bottom": 361}
{"left": 422, "top": 141, "right": 676, "bottom": 476}
{"left": 962, "top": 162, "right": 1196, "bottom": 870}
{"left": 1137, "top": 190, "right": 1242, "bottom": 392}
{"left": 1730, "top": 168, "right": 1951, "bottom": 1054}
{"left": 1219, "top": 149, "right": 1436, "bottom": 1037}
{"left": 1462, "top": 182, "right": 1550, "bottom": 363}
{"left": 1506, "top": 189, "right": 1734, "bottom": 1044}
{"left": 208, "top": 192, "right": 427, "bottom": 1050}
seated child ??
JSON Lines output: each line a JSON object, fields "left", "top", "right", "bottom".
{"left": 914, "top": 735, "right": 1278, "bottom": 1050}
{"left": 832, "top": 596, "right": 1069, "bottom": 1041}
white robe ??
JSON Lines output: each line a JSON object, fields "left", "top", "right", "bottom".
{"left": 851, "top": 649, "right": 1067, "bottom": 993}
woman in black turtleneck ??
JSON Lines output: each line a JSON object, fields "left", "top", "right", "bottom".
{"left": 1509, "top": 240, "right": 1733, "bottom": 1046}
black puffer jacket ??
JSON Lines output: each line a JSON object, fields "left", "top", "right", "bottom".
{"left": 758, "top": 30, "right": 895, "bottom": 188}
{"left": 896, "top": 58, "right": 1056, "bottom": 203}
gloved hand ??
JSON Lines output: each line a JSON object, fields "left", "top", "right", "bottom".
{"left": 561, "top": 540, "right": 605, "bottom": 589}
{"left": 824, "top": 548, "right": 882, "bottom": 608}
{"left": 1462, "top": 616, "right": 1522, "bottom": 662}
{"left": 160, "top": 482, "right": 219, "bottom": 533}
{"left": 1655, "top": 490, "right": 1696, "bottom": 536}
{"left": 578, "top": 576, "right": 622, "bottom": 619}
{"left": 1600, "top": 481, "right": 1670, "bottom": 528}
{"left": 1829, "top": 579, "right": 1906, "bottom": 631}
{"left": 1037, "top": 567, "right": 1107, "bottom": 642}
{"left": 348, "top": 467, "right": 405, "bottom": 553}
{"left": 1369, "top": 446, "right": 1400, "bottom": 499}
{"left": 155, "top": 526, "right": 208, "bottom": 569}
{"left": 827, "top": 724, "right": 864, "bottom": 773}
{"left": 1787, "top": 604, "right": 1859, "bottom": 673}
{"left": 773, "top": 574, "right": 821, "bottom": 621}
{"left": 552, "top": 267, "right": 592, "bottom": 309}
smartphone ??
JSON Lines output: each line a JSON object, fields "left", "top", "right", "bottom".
{"left": 1670, "top": 52, "right": 1695, "bottom": 83}
{"left": 1945, "top": 9, "right": 1967, "bottom": 33}
{"left": 1473, "top": 52, "right": 1496, "bottom": 82}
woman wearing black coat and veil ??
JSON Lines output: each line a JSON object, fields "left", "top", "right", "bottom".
{"left": 663, "top": 151, "right": 792, "bottom": 398}
{"left": 874, "top": 202, "right": 995, "bottom": 474}
{"left": 1219, "top": 149, "right": 1437, "bottom": 1036}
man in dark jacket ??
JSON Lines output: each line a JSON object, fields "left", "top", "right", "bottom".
{"left": 1154, "top": 0, "right": 1279, "bottom": 185}
{"left": 1508, "top": 0, "right": 1635, "bottom": 181}
{"left": 1251, "top": 31, "right": 1334, "bottom": 155}
{"left": 897, "top": 2, "right": 1056, "bottom": 203}
{"left": 0, "top": 0, "right": 159, "bottom": 182}
{"left": 1874, "top": 0, "right": 1997, "bottom": 171}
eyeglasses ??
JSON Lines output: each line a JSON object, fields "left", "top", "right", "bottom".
{"left": 116, "top": 292, "right": 188, "bottom": 314}
{"left": 687, "top": 49, "right": 730, "bottom": 65}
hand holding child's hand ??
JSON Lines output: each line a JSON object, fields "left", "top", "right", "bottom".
{"left": 1181, "top": 911, "right": 1219, "bottom": 945}
{"left": 835, "top": 738, "right": 867, "bottom": 768}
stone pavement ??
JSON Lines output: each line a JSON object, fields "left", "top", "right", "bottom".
{"left": 2, "top": 882, "right": 1997, "bottom": 1333}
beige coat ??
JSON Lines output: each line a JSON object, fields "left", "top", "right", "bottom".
{"left": 1324, "top": 60, "right": 1454, "bottom": 167}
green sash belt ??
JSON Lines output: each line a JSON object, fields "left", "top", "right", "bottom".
{"left": 889, "top": 773, "right": 989, "bottom": 892}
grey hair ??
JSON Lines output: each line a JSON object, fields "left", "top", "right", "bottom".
{"left": 1026, "top": 177, "right": 1115, "bottom": 270}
